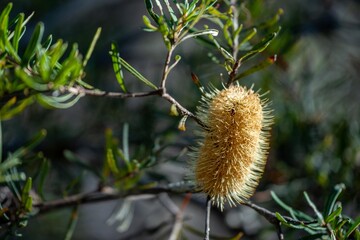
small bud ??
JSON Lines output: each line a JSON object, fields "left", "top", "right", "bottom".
{"left": 178, "top": 115, "right": 188, "bottom": 131}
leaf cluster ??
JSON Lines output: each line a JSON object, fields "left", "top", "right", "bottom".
{"left": 273, "top": 184, "right": 360, "bottom": 239}
{"left": 143, "top": 0, "right": 218, "bottom": 49}
{"left": 0, "top": 3, "right": 100, "bottom": 120}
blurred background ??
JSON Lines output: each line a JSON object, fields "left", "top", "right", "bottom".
{"left": 1, "top": 0, "right": 360, "bottom": 239}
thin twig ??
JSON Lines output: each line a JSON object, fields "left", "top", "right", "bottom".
{"left": 204, "top": 195, "right": 212, "bottom": 240}
{"left": 226, "top": 1, "right": 242, "bottom": 87}
{"left": 29, "top": 182, "right": 318, "bottom": 240}
{"left": 161, "top": 92, "right": 207, "bottom": 128}
{"left": 227, "top": 59, "right": 241, "bottom": 87}
{"left": 33, "top": 183, "right": 196, "bottom": 214}
{"left": 276, "top": 222, "right": 284, "bottom": 240}
{"left": 230, "top": 0, "right": 240, "bottom": 59}
{"left": 243, "top": 201, "right": 315, "bottom": 226}
{"left": 66, "top": 86, "right": 162, "bottom": 98}
{"left": 66, "top": 85, "right": 207, "bottom": 128}
{"left": 160, "top": 46, "right": 175, "bottom": 90}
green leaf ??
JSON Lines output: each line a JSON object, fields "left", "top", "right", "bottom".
{"left": 42, "top": 34, "right": 53, "bottom": 51}
{"left": 304, "top": 191, "right": 324, "bottom": 224}
{"left": 24, "top": 196, "right": 33, "bottom": 212}
{"left": 12, "top": 13, "right": 25, "bottom": 52}
{"left": 49, "top": 40, "right": 68, "bottom": 69}
{"left": 106, "top": 148, "right": 119, "bottom": 175}
{"left": 324, "top": 206, "right": 342, "bottom": 223}
{"left": 3, "top": 31, "right": 21, "bottom": 62}
{"left": 83, "top": 27, "right": 101, "bottom": 67}
{"left": 163, "top": 0, "right": 177, "bottom": 22}
{"left": 256, "top": 8, "right": 284, "bottom": 31}
{"left": 179, "top": 28, "right": 219, "bottom": 43}
{"left": 323, "top": 183, "right": 345, "bottom": 217}
{"left": 239, "top": 28, "right": 257, "bottom": 49}
{"left": 109, "top": 43, "right": 127, "bottom": 92}
{"left": 143, "top": 15, "right": 158, "bottom": 31}
{"left": 38, "top": 49, "right": 51, "bottom": 80}
{"left": 36, "top": 93, "right": 82, "bottom": 109}
{"left": 346, "top": 216, "right": 360, "bottom": 238}
{"left": 0, "top": 4, "right": 22, "bottom": 62}
{"left": 188, "top": 0, "right": 200, "bottom": 13}
{"left": 271, "top": 191, "right": 313, "bottom": 221}
{"left": 0, "top": 156, "right": 21, "bottom": 173}
{"left": 15, "top": 67, "right": 49, "bottom": 91}
{"left": 240, "top": 27, "right": 281, "bottom": 63}
{"left": 64, "top": 206, "right": 79, "bottom": 240}
{"left": 22, "top": 22, "right": 44, "bottom": 66}
{"left": 21, "top": 177, "right": 32, "bottom": 210}
{"left": 275, "top": 212, "right": 288, "bottom": 224}
{"left": 37, "top": 157, "right": 50, "bottom": 200}
{"left": 118, "top": 56, "right": 157, "bottom": 90}
{"left": 145, "top": 0, "right": 160, "bottom": 23}
{"left": 235, "top": 55, "right": 276, "bottom": 80}
{"left": 0, "top": 97, "right": 34, "bottom": 120}
{"left": 0, "top": 3, "right": 12, "bottom": 33}
{"left": 53, "top": 57, "right": 81, "bottom": 87}
{"left": 223, "top": 19, "right": 233, "bottom": 47}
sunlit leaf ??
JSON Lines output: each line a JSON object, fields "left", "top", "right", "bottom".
{"left": 271, "top": 191, "right": 313, "bottom": 221}
{"left": 118, "top": 56, "right": 157, "bottom": 90}
{"left": 83, "top": 27, "right": 101, "bottom": 67}
{"left": 235, "top": 55, "right": 276, "bottom": 80}
{"left": 36, "top": 93, "right": 82, "bottom": 109}
{"left": 145, "top": 0, "right": 160, "bottom": 23}
{"left": 323, "top": 183, "right": 345, "bottom": 217}
{"left": 11, "top": 13, "right": 24, "bottom": 52}
{"left": 106, "top": 149, "right": 119, "bottom": 175}
{"left": 15, "top": 67, "right": 49, "bottom": 91}
{"left": 109, "top": 43, "right": 127, "bottom": 92}
{"left": 240, "top": 27, "right": 280, "bottom": 62}
{"left": 346, "top": 216, "right": 360, "bottom": 239}
{"left": 21, "top": 177, "right": 32, "bottom": 212}
{"left": 22, "top": 22, "right": 44, "bottom": 65}
{"left": 179, "top": 28, "right": 218, "bottom": 43}
{"left": 0, "top": 97, "right": 34, "bottom": 121}
{"left": 143, "top": 15, "right": 158, "bottom": 32}
{"left": 324, "top": 206, "right": 342, "bottom": 223}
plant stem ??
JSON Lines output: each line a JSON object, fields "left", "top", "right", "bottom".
{"left": 227, "top": 1, "right": 242, "bottom": 87}
{"left": 230, "top": 0, "right": 240, "bottom": 59}
{"left": 276, "top": 222, "right": 284, "bottom": 240}
{"left": 204, "top": 195, "right": 212, "bottom": 240}
{"left": 66, "top": 86, "right": 162, "bottom": 98}
{"left": 66, "top": 86, "right": 207, "bottom": 127}
{"left": 160, "top": 46, "right": 175, "bottom": 90}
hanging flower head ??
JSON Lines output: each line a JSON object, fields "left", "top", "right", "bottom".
{"left": 189, "top": 84, "right": 273, "bottom": 210}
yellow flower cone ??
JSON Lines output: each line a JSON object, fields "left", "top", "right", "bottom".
{"left": 190, "top": 84, "right": 273, "bottom": 210}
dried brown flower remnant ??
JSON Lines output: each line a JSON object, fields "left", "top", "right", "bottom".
{"left": 191, "top": 84, "right": 273, "bottom": 210}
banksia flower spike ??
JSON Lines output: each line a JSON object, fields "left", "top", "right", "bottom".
{"left": 190, "top": 84, "right": 273, "bottom": 210}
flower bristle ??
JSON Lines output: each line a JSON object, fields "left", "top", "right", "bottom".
{"left": 190, "top": 84, "right": 273, "bottom": 210}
